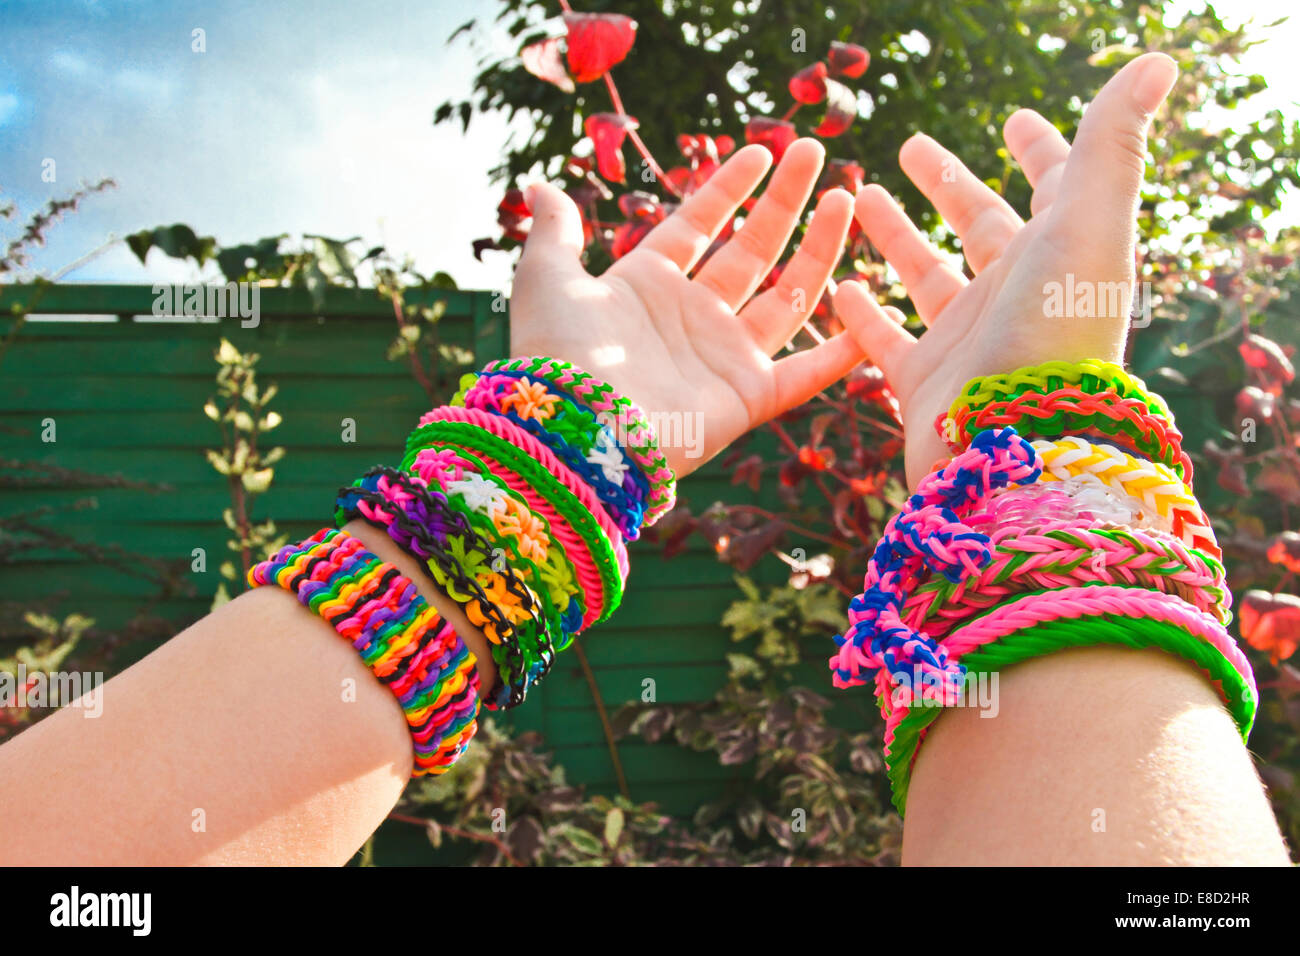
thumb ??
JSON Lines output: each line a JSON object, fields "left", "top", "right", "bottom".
{"left": 519, "top": 182, "right": 587, "bottom": 265}
{"left": 1051, "top": 52, "right": 1177, "bottom": 253}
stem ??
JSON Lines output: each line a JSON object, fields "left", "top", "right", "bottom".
{"left": 387, "top": 811, "right": 523, "bottom": 866}
{"left": 571, "top": 636, "right": 631, "bottom": 800}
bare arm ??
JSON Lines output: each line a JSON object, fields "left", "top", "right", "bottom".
{"left": 904, "top": 648, "right": 1288, "bottom": 865}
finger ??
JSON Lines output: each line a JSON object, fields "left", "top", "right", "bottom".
{"left": 694, "top": 138, "right": 827, "bottom": 310}
{"left": 768, "top": 330, "right": 871, "bottom": 420}
{"left": 513, "top": 184, "right": 588, "bottom": 323}
{"left": 853, "top": 184, "right": 966, "bottom": 324}
{"left": 831, "top": 279, "right": 916, "bottom": 386}
{"left": 739, "top": 187, "right": 854, "bottom": 354}
{"left": 1002, "top": 109, "right": 1071, "bottom": 216}
{"left": 521, "top": 182, "right": 587, "bottom": 262}
{"left": 898, "top": 133, "right": 1022, "bottom": 274}
{"left": 1050, "top": 52, "right": 1178, "bottom": 257}
{"left": 631, "top": 144, "right": 773, "bottom": 273}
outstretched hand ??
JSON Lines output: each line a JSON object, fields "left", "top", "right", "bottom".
{"left": 510, "top": 138, "right": 868, "bottom": 478}
{"left": 835, "top": 52, "right": 1180, "bottom": 486}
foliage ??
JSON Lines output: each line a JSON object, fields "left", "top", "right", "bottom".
{"left": 203, "top": 338, "right": 288, "bottom": 607}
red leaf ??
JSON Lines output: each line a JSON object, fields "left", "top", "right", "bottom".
{"left": 745, "top": 117, "right": 798, "bottom": 162}
{"left": 789, "top": 62, "right": 828, "bottom": 104}
{"left": 1258, "top": 461, "right": 1300, "bottom": 505}
{"left": 820, "top": 158, "right": 865, "bottom": 195}
{"left": 1240, "top": 333, "right": 1295, "bottom": 389}
{"left": 611, "top": 219, "right": 655, "bottom": 259}
{"left": 1240, "top": 590, "right": 1300, "bottom": 663}
{"left": 828, "top": 41, "right": 870, "bottom": 78}
{"left": 1268, "top": 531, "right": 1300, "bottom": 573}
{"left": 1217, "top": 457, "right": 1249, "bottom": 497}
{"left": 563, "top": 12, "right": 637, "bottom": 83}
{"left": 618, "top": 191, "right": 663, "bottom": 220}
{"left": 520, "top": 37, "right": 574, "bottom": 93}
{"left": 813, "top": 78, "right": 857, "bottom": 137}
{"left": 1235, "top": 385, "right": 1276, "bottom": 422}
{"left": 497, "top": 188, "right": 532, "bottom": 241}
{"left": 584, "top": 113, "right": 638, "bottom": 184}
{"left": 731, "top": 453, "right": 763, "bottom": 493}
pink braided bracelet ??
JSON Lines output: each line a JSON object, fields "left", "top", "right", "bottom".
{"left": 900, "top": 527, "right": 1231, "bottom": 637}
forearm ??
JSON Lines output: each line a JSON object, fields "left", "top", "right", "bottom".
{"left": 903, "top": 646, "right": 1289, "bottom": 865}
{"left": 0, "top": 521, "right": 493, "bottom": 866}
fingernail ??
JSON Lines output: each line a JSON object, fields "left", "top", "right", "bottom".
{"left": 1133, "top": 53, "right": 1177, "bottom": 113}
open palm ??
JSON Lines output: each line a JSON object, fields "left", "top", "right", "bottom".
{"left": 510, "top": 139, "right": 867, "bottom": 479}
{"left": 836, "top": 52, "right": 1180, "bottom": 486}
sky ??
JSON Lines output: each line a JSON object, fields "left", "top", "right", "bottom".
{"left": 0, "top": 0, "right": 528, "bottom": 290}
{"left": 0, "top": 0, "right": 1296, "bottom": 293}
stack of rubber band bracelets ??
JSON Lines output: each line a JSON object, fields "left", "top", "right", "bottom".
{"left": 249, "top": 357, "right": 674, "bottom": 777}
{"left": 829, "top": 359, "right": 1255, "bottom": 814}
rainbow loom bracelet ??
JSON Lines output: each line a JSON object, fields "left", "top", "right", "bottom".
{"left": 882, "top": 585, "right": 1257, "bottom": 813}
{"left": 405, "top": 444, "right": 586, "bottom": 645}
{"left": 248, "top": 527, "right": 480, "bottom": 774}
{"left": 404, "top": 419, "right": 626, "bottom": 626}
{"left": 900, "top": 526, "right": 1230, "bottom": 636}
{"left": 454, "top": 371, "right": 651, "bottom": 539}
{"left": 942, "top": 385, "right": 1193, "bottom": 482}
{"left": 483, "top": 356, "right": 677, "bottom": 524}
{"left": 335, "top": 469, "right": 546, "bottom": 709}
{"left": 414, "top": 405, "right": 630, "bottom": 577}
{"left": 829, "top": 426, "right": 1043, "bottom": 700}
{"left": 944, "top": 359, "right": 1173, "bottom": 424}
{"left": 1030, "top": 437, "right": 1218, "bottom": 557}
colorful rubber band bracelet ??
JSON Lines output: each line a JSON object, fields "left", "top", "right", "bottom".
{"left": 1031, "top": 437, "right": 1218, "bottom": 557}
{"left": 881, "top": 585, "right": 1257, "bottom": 814}
{"left": 944, "top": 360, "right": 1173, "bottom": 424}
{"left": 455, "top": 371, "right": 650, "bottom": 539}
{"left": 483, "top": 355, "right": 677, "bottom": 523}
{"left": 248, "top": 527, "right": 480, "bottom": 775}
{"left": 941, "top": 385, "right": 1192, "bottom": 482}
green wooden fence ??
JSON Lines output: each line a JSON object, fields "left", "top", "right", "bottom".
{"left": 0, "top": 283, "right": 801, "bottom": 844}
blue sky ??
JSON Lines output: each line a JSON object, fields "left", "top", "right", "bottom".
{"left": 0, "top": 0, "right": 1296, "bottom": 293}
{"left": 0, "top": 0, "right": 524, "bottom": 289}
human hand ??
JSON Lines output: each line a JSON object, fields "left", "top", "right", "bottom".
{"left": 834, "top": 52, "right": 1180, "bottom": 487}
{"left": 510, "top": 138, "right": 868, "bottom": 479}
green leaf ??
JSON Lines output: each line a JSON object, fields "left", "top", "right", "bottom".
{"left": 125, "top": 223, "right": 217, "bottom": 266}
{"left": 603, "top": 807, "right": 624, "bottom": 847}
{"left": 558, "top": 824, "right": 603, "bottom": 857}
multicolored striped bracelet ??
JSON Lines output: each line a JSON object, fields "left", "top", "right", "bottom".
{"left": 406, "top": 444, "right": 585, "bottom": 647}
{"left": 335, "top": 468, "right": 548, "bottom": 709}
{"left": 404, "top": 418, "right": 626, "bottom": 627}
{"left": 248, "top": 528, "right": 480, "bottom": 775}
{"left": 1031, "top": 437, "right": 1218, "bottom": 557}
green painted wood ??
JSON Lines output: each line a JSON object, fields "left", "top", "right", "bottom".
{"left": 1, "top": 283, "right": 808, "bottom": 825}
